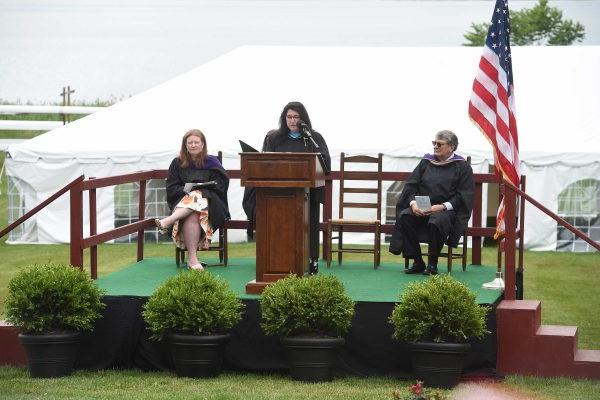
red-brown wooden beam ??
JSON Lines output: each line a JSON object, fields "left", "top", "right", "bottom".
{"left": 137, "top": 180, "right": 147, "bottom": 262}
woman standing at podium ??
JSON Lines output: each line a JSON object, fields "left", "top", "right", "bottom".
{"left": 261, "top": 101, "right": 331, "bottom": 274}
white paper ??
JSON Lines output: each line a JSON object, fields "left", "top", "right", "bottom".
{"left": 414, "top": 195, "right": 431, "bottom": 211}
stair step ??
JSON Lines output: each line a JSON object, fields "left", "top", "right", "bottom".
{"left": 497, "top": 300, "right": 540, "bottom": 311}
{"left": 575, "top": 349, "right": 600, "bottom": 363}
{"left": 537, "top": 325, "right": 577, "bottom": 337}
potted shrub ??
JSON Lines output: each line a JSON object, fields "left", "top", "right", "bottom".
{"left": 389, "top": 275, "right": 489, "bottom": 389}
{"left": 142, "top": 270, "right": 244, "bottom": 378}
{"left": 260, "top": 274, "right": 355, "bottom": 382}
{"left": 4, "top": 263, "right": 105, "bottom": 378}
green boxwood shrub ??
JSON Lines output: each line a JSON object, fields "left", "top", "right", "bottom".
{"left": 260, "top": 275, "right": 355, "bottom": 337}
{"left": 5, "top": 263, "right": 106, "bottom": 333}
{"left": 142, "top": 271, "right": 244, "bottom": 340}
{"left": 389, "top": 275, "right": 489, "bottom": 343}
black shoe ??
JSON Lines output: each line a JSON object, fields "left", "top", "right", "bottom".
{"left": 405, "top": 263, "right": 425, "bottom": 274}
{"left": 309, "top": 258, "right": 319, "bottom": 275}
{"left": 422, "top": 265, "right": 438, "bottom": 275}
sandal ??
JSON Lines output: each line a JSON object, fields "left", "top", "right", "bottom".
{"left": 154, "top": 218, "right": 168, "bottom": 235}
{"left": 189, "top": 262, "right": 207, "bottom": 271}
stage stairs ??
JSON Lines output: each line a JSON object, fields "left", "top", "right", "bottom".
{"left": 497, "top": 300, "right": 600, "bottom": 379}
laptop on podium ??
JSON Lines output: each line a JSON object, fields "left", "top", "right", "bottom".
{"left": 239, "top": 140, "right": 259, "bottom": 153}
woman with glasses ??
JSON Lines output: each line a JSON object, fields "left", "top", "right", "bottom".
{"left": 242, "top": 101, "right": 331, "bottom": 274}
{"left": 155, "top": 129, "right": 230, "bottom": 270}
{"left": 389, "top": 130, "right": 474, "bottom": 275}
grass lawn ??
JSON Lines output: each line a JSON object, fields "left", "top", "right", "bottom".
{"left": 0, "top": 366, "right": 599, "bottom": 400}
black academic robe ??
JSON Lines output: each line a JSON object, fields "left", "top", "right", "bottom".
{"left": 389, "top": 158, "right": 474, "bottom": 255}
{"left": 242, "top": 129, "right": 331, "bottom": 227}
{"left": 166, "top": 156, "right": 230, "bottom": 231}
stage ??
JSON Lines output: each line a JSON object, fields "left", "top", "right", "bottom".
{"left": 74, "top": 259, "right": 502, "bottom": 377}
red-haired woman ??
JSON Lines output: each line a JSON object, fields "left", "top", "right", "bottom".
{"left": 155, "top": 129, "right": 229, "bottom": 270}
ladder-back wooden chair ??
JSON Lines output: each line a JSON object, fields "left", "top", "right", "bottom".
{"left": 402, "top": 230, "right": 467, "bottom": 273}
{"left": 175, "top": 151, "right": 228, "bottom": 267}
{"left": 325, "top": 153, "right": 383, "bottom": 268}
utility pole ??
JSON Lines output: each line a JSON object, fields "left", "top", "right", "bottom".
{"left": 59, "top": 86, "right": 75, "bottom": 124}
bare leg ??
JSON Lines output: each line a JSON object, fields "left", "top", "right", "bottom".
{"left": 158, "top": 207, "right": 194, "bottom": 229}
{"left": 182, "top": 212, "right": 202, "bottom": 266}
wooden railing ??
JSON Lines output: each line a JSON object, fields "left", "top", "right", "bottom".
{"left": 68, "top": 168, "right": 511, "bottom": 279}
{"left": 0, "top": 175, "right": 84, "bottom": 239}
{"left": 501, "top": 178, "right": 600, "bottom": 300}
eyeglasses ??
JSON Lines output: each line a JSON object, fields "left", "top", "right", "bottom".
{"left": 286, "top": 115, "right": 301, "bottom": 120}
{"left": 432, "top": 141, "right": 448, "bottom": 148}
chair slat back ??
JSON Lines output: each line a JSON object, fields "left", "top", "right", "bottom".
{"left": 338, "top": 152, "right": 383, "bottom": 220}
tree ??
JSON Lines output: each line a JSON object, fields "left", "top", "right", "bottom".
{"left": 463, "top": 0, "right": 585, "bottom": 46}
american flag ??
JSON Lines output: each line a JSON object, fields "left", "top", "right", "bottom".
{"left": 468, "top": 0, "right": 520, "bottom": 238}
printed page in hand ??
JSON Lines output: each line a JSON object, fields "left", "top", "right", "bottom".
{"left": 414, "top": 195, "right": 432, "bottom": 211}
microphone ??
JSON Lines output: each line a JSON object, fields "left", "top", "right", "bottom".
{"left": 298, "top": 120, "right": 319, "bottom": 149}
{"left": 298, "top": 120, "right": 312, "bottom": 137}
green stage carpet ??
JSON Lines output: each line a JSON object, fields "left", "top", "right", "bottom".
{"left": 96, "top": 258, "right": 502, "bottom": 304}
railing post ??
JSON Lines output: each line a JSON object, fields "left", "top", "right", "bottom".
{"left": 472, "top": 181, "right": 483, "bottom": 265}
{"left": 504, "top": 184, "right": 517, "bottom": 300}
{"left": 322, "top": 177, "right": 333, "bottom": 259}
{"left": 137, "top": 180, "right": 147, "bottom": 262}
{"left": 518, "top": 175, "right": 526, "bottom": 270}
{"left": 89, "top": 177, "right": 97, "bottom": 279}
{"left": 70, "top": 177, "right": 84, "bottom": 269}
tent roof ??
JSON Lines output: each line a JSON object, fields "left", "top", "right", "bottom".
{"left": 8, "top": 45, "right": 600, "bottom": 166}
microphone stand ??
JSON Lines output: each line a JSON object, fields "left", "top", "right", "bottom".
{"left": 300, "top": 126, "right": 319, "bottom": 150}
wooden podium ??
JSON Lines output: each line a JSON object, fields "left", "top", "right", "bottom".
{"left": 240, "top": 152, "right": 325, "bottom": 294}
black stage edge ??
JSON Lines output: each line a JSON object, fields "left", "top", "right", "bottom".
{"left": 76, "top": 296, "right": 499, "bottom": 377}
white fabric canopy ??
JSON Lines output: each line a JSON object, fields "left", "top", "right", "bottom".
{"left": 5, "top": 45, "right": 600, "bottom": 250}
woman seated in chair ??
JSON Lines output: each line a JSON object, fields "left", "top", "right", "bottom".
{"left": 389, "top": 130, "right": 473, "bottom": 276}
{"left": 155, "top": 129, "right": 229, "bottom": 270}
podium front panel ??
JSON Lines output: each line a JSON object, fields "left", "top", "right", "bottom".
{"left": 255, "top": 188, "right": 309, "bottom": 281}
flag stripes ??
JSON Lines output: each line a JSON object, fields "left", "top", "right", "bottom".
{"left": 468, "top": 0, "right": 520, "bottom": 237}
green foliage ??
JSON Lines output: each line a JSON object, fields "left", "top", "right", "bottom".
{"left": 463, "top": 0, "right": 585, "bottom": 46}
{"left": 393, "top": 380, "right": 448, "bottom": 400}
{"left": 142, "top": 271, "right": 244, "bottom": 340}
{"left": 4, "top": 263, "right": 105, "bottom": 333}
{"left": 260, "top": 275, "right": 355, "bottom": 337}
{"left": 389, "top": 275, "right": 489, "bottom": 343}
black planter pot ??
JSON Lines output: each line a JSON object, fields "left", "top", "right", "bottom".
{"left": 18, "top": 331, "right": 81, "bottom": 378}
{"left": 281, "top": 336, "right": 345, "bottom": 382}
{"left": 169, "top": 333, "right": 230, "bottom": 378}
{"left": 408, "top": 341, "right": 471, "bottom": 389}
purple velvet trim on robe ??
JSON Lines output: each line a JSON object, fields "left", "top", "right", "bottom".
{"left": 190, "top": 155, "right": 223, "bottom": 170}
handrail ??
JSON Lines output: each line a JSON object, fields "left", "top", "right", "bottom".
{"left": 0, "top": 175, "right": 85, "bottom": 239}
{"left": 70, "top": 168, "right": 502, "bottom": 278}
{"left": 504, "top": 179, "right": 600, "bottom": 252}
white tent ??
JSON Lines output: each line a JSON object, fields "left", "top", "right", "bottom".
{"left": 5, "top": 45, "right": 600, "bottom": 250}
